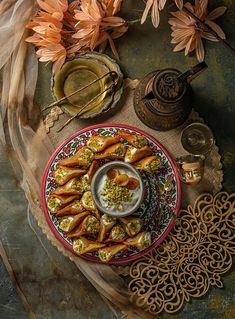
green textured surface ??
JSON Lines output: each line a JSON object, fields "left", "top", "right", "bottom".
{"left": 1, "top": 0, "right": 235, "bottom": 318}
{"left": 0, "top": 256, "right": 28, "bottom": 319}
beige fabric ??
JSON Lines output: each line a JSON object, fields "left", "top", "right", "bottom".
{"left": 0, "top": 2, "right": 156, "bottom": 318}
{"left": 0, "top": 2, "right": 222, "bottom": 318}
{"left": 46, "top": 79, "right": 223, "bottom": 208}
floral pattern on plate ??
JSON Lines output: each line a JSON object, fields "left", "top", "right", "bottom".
{"left": 41, "top": 123, "right": 181, "bottom": 263}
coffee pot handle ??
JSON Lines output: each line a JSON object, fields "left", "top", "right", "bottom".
{"left": 177, "top": 62, "right": 208, "bottom": 83}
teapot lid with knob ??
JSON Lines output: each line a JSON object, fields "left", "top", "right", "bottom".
{"left": 134, "top": 62, "right": 208, "bottom": 131}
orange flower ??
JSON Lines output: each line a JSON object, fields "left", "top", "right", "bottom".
{"left": 141, "top": 0, "right": 183, "bottom": 28}
{"left": 169, "top": 0, "right": 227, "bottom": 62}
{"left": 26, "top": 0, "right": 78, "bottom": 73}
{"left": 26, "top": 0, "right": 126, "bottom": 70}
{"left": 69, "top": 0, "right": 128, "bottom": 59}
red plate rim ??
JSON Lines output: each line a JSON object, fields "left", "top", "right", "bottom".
{"left": 41, "top": 123, "right": 181, "bottom": 264}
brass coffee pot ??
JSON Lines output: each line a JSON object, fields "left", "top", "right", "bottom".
{"left": 134, "top": 62, "right": 208, "bottom": 131}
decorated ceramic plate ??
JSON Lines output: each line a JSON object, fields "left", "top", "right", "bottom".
{"left": 41, "top": 123, "right": 181, "bottom": 264}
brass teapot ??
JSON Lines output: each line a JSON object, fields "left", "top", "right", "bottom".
{"left": 134, "top": 62, "right": 208, "bottom": 131}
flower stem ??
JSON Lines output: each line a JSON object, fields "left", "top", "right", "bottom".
{"left": 128, "top": 14, "right": 151, "bottom": 25}
{"left": 128, "top": 18, "right": 142, "bottom": 25}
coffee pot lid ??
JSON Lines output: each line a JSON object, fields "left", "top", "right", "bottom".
{"left": 152, "top": 69, "right": 185, "bottom": 102}
{"left": 144, "top": 62, "right": 208, "bottom": 103}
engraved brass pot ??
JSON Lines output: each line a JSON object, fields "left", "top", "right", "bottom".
{"left": 134, "top": 62, "right": 208, "bottom": 131}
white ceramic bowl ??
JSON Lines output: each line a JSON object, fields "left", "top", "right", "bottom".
{"left": 91, "top": 161, "right": 144, "bottom": 217}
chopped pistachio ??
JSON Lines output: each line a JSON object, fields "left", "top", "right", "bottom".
{"left": 47, "top": 197, "right": 61, "bottom": 213}
{"left": 82, "top": 148, "right": 93, "bottom": 162}
{"left": 85, "top": 215, "right": 99, "bottom": 233}
{"left": 127, "top": 220, "right": 142, "bottom": 236}
{"left": 100, "top": 180, "right": 133, "bottom": 208}
{"left": 102, "top": 214, "right": 116, "bottom": 225}
{"left": 139, "top": 232, "right": 151, "bottom": 249}
{"left": 54, "top": 167, "right": 67, "bottom": 184}
{"left": 146, "top": 157, "right": 161, "bottom": 173}
{"left": 98, "top": 249, "right": 112, "bottom": 262}
{"left": 80, "top": 175, "right": 90, "bottom": 192}
{"left": 71, "top": 200, "right": 84, "bottom": 210}
{"left": 87, "top": 137, "right": 103, "bottom": 149}
{"left": 59, "top": 216, "right": 74, "bottom": 232}
{"left": 113, "top": 144, "right": 126, "bottom": 157}
{"left": 111, "top": 225, "right": 126, "bottom": 240}
{"left": 82, "top": 191, "right": 96, "bottom": 210}
{"left": 73, "top": 238, "right": 86, "bottom": 254}
{"left": 134, "top": 137, "right": 147, "bottom": 148}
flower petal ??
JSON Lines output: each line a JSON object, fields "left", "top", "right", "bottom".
{"left": 184, "top": 2, "right": 195, "bottom": 14}
{"left": 173, "top": 37, "right": 190, "bottom": 52}
{"left": 152, "top": 0, "right": 160, "bottom": 28}
{"left": 141, "top": 0, "right": 153, "bottom": 25}
{"left": 205, "top": 19, "right": 226, "bottom": 39}
{"left": 185, "top": 35, "right": 194, "bottom": 55}
{"left": 201, "top": 32, "right": 219, "bottom": 42}
{"left": 170, "top": 11, "right": 192, "bottom": 25}
{"left": 207, "top": 6, "right": 227, "bottom": 20}
{"left": 37, "top": 0, "right": 55, "bottom": 14}
{"left": 195, "top": 35, "right": 205, "bottom": 62}
{"left": 174, "top": 0, "right": 183, "bottom": 10}
{"left": 195, "top": 0, "right": 208, "bottom": 19}
{"left": 171, "top": 28, "right": 195, "bottom": 43}
{"left": 52, "top": 54, "right": 66, "bottom": 74}
{"left": 159, "top": 0, "right": 167, "bottom": 11}
{"left": 107, "top": 32, "right": 119, "bottom": 59}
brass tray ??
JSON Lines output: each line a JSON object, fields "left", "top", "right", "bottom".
{"left": 52, "top": 54, "right": 123, "bottom": 119}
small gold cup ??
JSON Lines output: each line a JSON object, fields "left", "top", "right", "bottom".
{"left": 175, "top": 155, "right": 205, "bottom": 185}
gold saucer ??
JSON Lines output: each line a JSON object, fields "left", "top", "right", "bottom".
{"left": 52, "top": 53, "right": 123, "bottom": 119}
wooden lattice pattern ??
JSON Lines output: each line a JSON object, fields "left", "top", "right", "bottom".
{"left": 128, "top": 192, "right": 235, "bottom": 314}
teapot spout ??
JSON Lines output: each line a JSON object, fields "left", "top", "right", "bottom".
{"left": 142, "top": 90, "right": 155, "bottom": 102}
{"left": 178, "top": 62, "right": 208, "bottom": 83}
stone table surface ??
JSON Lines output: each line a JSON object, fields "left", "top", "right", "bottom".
{"left": 0, "top": 0, "right": 235, "bottom": 318}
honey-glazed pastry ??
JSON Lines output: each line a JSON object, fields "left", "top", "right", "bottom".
{"left": 47, "top": 194, "right": 79, "bottom": 214}
{"left": 68, "top": 160, "right": 98, "bottom": 195}
{"left": 68, "top": 215, "right": 100, "bottom": 238}
{"left": 119, "top": 217, "right": 143, "bottom": 237}
{"left": 98, "top": 244, "right": 127, "bottom": 262}
{"left": 94, "top": 143, "right": 126, "bottom": 160}
{"left": 81, "top": 191, "right": 96, "bottom": 211}
{"left": 73, "top": 237, "right": 105, "bottom": 255}
{"left": 59, "top": 211, "right": 90, "bottom": 233}
{"left": 92, "top": 209, "right": 101, "bottom": 220}
{"left": 97, "top": 214, "right": 116, "bottom": 242}
{"left": 55, "top": 200, "right": 85, "bottom": 217}
{"left": 118, "top": 130, "right": 148, "bottom": 148}
{"left": 59, "top": 147, "right": 94, "bottom": 167}
{"left": 133, "top": 155, "right": 161, "bottom": 173}
{"left": 54, "top": 166, "right": 87, "bottom": 185}
{"left": 87, "top": 135, "right": 120, "bottom": 152}
{"left": 124, "top": 146, "right": 152, "bottom": 163}
{"left": 124, "top": 231, "right": 152, "bottom": 249}
{"left": 106, "top": 224, "right": 127, "bottom": 243}
{"left": 86, "top": 160, "right": 100, "bottom": 182}
{"left": 52, "top": 177, "right": 85, "bottom": 196}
